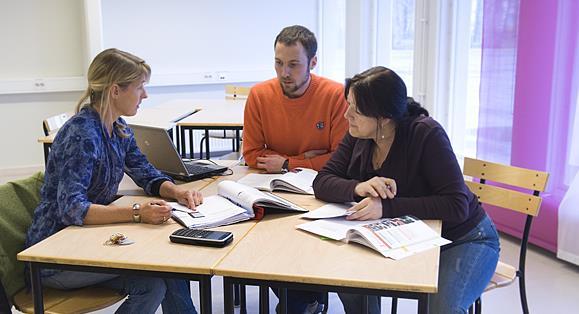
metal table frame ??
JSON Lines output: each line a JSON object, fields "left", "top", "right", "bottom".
{"left": 222, "top": 276, "right": 431, "bottom": 314}
{"left": 28, "top": 262, "right": 213, "bottom": 314}
{"left": 179, "top": 125, "right": 242, "bottom": 159}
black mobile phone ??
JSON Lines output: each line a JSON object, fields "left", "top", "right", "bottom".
{"left": 169, "top": 228, "right": 233, "bottom": 247}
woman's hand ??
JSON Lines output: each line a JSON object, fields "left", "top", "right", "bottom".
{"left": 160, "top": 181, "right": 203, "bottom": 209}
{"left": 346, "top": 197, "right": 383, "bottom": 221}
{"left": 354, "top": 176, "right": 397, "bottom": 199}
{"left": 173, "top": 187, "right": 203, "bottom": 209}
{"left": 140, "top": 200, "right": 172, "bottom": 224}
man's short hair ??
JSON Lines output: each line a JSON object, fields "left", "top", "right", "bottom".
{"left": 274, "top": 25, "right": 317, "bottom": 61}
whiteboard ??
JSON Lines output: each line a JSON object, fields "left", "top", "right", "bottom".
{"left": 101, "top": 0, "right": 319, "bottom": 84}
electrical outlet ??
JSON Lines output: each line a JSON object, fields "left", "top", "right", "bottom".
{"left": 217, "top": 72, "right": 228, "bottom": 80}
{"left": 34, "top": 78, "right": 46, "bottom": 90}
{"left": 202, "top": 72, "right": 214, "bottom": 80}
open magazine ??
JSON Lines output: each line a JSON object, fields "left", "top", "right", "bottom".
{"left": 171, "top": 180, "right": 307, "bottom": 228}
{"left": 236, "top": 168, "right": 318, "bottom": 195}
{"left": 297, "top": 211, "right": 450, "bottom": 260}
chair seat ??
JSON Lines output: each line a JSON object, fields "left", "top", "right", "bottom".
{"left": 484, "top": 261, "right": 517, "bottom": 292}
{"left": 13, "top": 286, "right": 125, "bottom": 314}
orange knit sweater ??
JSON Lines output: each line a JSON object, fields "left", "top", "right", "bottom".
{"left": 242, "top": 74, "right": 348, "bottom": 171}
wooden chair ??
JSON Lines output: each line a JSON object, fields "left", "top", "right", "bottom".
{"left": 43, "top": 112, "right": 73, "bottom": 136}
{"left": 463, "top": 157, "right": 549, "bottom": 314}
{"left": 199, "top": 85, "right": 250, "bottom": 158}
{"left": 41, "top": 112, "right": 73, "bottom": 163}
{"left": 0, "top": 172, "right": 125, "bottom": 313}
{"left": 390, "top": 157, "right": 549, "bottom": 314}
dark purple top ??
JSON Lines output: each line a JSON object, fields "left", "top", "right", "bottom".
{"left": 313, "top": 116, "right": 485, "bottom": 241}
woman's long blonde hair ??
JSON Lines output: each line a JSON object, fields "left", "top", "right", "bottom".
{"left": 76, "top": 48, "right": 151, "bottom": 136}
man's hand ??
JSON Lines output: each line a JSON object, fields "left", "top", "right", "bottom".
{"left": 256, "top": 154, "right": 287, "bottom": 173}
{"left": 303, "top": 149, "right": 327, "bottom": 159}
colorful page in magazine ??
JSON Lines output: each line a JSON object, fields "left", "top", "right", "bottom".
{"left": 351, "top": 216, "right": 444, "bottom": 259}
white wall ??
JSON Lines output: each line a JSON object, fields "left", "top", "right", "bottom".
{"left": 0, "top": 0, "right": 322, "bottom": 172}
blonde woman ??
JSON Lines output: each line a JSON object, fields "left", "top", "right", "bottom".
{"left": 25, "top": 48, "right": 201, "bottom": 314}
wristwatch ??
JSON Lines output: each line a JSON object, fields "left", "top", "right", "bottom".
{"left": 281, "top": 159, "right": 289, "bottom": 174}
{"left": 132, "top": 203, "right": 141, "bottom": 223}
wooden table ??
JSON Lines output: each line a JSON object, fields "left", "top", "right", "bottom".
{"left": 17, "top": 176, "right": 254, "bottom": 314}
{"left": 18, "top": 165, "right": 441, "bottom": 314}
{"left": 214, "top": 197, "right": 441, "bottom": 314}
{"left": 177, "top": 99, "right": 245, "bottom": 159}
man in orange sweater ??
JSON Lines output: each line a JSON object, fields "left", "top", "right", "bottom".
{"left": 242, "top": 25, "right": 348, "bottom": 174}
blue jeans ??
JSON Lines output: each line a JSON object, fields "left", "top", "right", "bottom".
{"left": 43, "top": 270, "right": 197, "bottom": 314}
{"left": 339, "top": 214, "right": 500, "bottom": 314}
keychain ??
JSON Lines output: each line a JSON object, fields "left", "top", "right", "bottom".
{"left": 104, "top": 233, "right": 135, "bottom": 246}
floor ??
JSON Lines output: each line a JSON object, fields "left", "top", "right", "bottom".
{"left": 5, "top": 171, "right": 579, "bottom": 313}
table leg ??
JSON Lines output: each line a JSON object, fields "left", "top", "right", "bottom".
{"left": 189, "top": 129, "right": 195, "bottom": 159}
{"left": 43, "top": 143, "right": 50, "bottom": 164}
{"left": 234, "top": 283, "right": 240, "bottom": 306}
{"left": 361, "top": 295, "right": 369, "bottom": 313}
{"left": 180, "top": 127, "right": 186, "bottom": 158}
{"left": 240, "top": 284, "right": 247, "bottom": 314}
{"left": 30, "top": 263, "right": 44, "bottom": 313}
{"left": 417, "top": 293, "right": 430, "bottom": 314}
{"left": 278, "top": 288, "right": 287, "bottom": 314}
{"left": 199, "top": 275, "right": 212, "bottom": 314}
{"left": 259, "top": 285, "right": 269, "bottom": 314}
{"left": 235, "top": 130, "right": 241, "bottom": 152}
{"left": 223, "top": 277, "right": 234, "bottom": 314}
{"left": 204, "top": 129, "right": 210, "bottom": 159}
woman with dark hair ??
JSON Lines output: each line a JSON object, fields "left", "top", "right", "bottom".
{"left": 313, "top": 66, "right": 500, "bottom": 313}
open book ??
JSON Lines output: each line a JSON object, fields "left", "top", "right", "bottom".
{"left": 171, "top": 180, "right": 307, "bottom": 228}
{"left": 297, "top": 213, "right": 450, "bottom": 260}
{"left": 236, "top": 168, "right": 317, "bottom": 195}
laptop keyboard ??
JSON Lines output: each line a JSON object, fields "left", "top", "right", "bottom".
{"left": 184, "top": 163, "right": 211, "bottom": 175}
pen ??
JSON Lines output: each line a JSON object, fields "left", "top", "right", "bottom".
{"left": 172, "top": 207, "right": 205, "bottom": 218}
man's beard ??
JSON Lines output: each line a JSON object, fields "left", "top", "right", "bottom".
{"left": 281, "top": 71, "right": 310, "bottom": 98}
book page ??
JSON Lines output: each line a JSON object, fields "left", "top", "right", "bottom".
{"left": 217, "top": 180, "right": 307, "bottom": 213}
{"left": 271, "top": 168, "right": 317, "bottom": 194}
{"left": 296, "top": 218, "right": 381, "bottom": 241}
{"left": 169, "top": 196, "right": 249, "bottom": 228}
{"left": 348, "top": 216, "right": 450, "bottom": 259}
{"left": 301, "top": 203, "right": 353, "bottom": 219}
{"left": 217, "top": 180, "right": 263, "bottom": 214}
{"left": 236, "top": 173, "right": 281, "bottom": 192}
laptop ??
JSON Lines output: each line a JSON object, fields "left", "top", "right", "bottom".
{"left": 130, "top": 124, "right": 228, "bottom": 182}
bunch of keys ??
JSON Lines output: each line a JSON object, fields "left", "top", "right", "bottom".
{"left": 104, "top": 233, "right": 135, "bottom": 246}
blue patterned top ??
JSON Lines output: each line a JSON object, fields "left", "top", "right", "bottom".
{"left": 25, "top": 108, "right": 171, "bottom": 265}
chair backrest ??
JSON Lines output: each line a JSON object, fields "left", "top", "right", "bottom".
{"left": 463, "top": 157, "right": 549, "bottom": 280}
{"left": 0, "top": 172, "right": 44, "bottom": 300}
{"left": 463, "top": 157, "right": 549, "bottom": 216}
{"left": 43, "top": 112, "right": 73, "bottom": 136}
{"left": 225, "top": 85, "right": 251, "bottom": 100}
